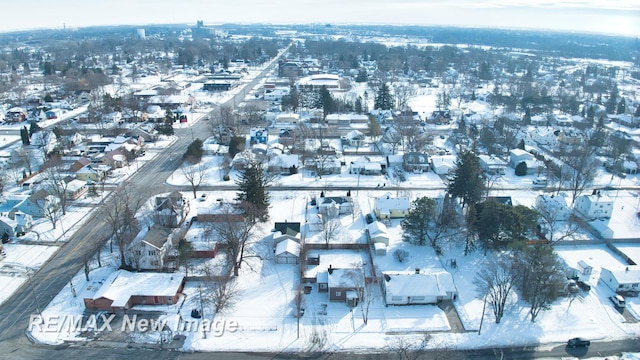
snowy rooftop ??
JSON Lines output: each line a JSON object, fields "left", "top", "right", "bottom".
{"left": 90, "top": 270, "right": 183, "bottom": 307}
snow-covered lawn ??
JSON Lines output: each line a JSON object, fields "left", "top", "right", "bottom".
{"left": 0, "top": 244, "right": 59, "bottom": 304}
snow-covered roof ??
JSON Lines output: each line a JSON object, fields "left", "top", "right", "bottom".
{"left": 91, "top": 270, "right": 183, "bottom": 307}
{"left": 602, "top": 265, "right": 640, "bottom": 285}
{"left": 327, "top": 268, "right": 364, "bottom": 288}
{"left": 275, "top": 238, "right": 301, "bottom": 257}
{"left": 367, "top": 221, "right": 388, "bottom": 237}
{"left": 375, "top": 196, "right": 410, "bottom": 212}
{"left": 383, "top": 270, "right": 456, "bottom": 298}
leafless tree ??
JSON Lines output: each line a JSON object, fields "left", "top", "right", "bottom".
{"left": 393, "top": 83, "right": 416, "bottom": 110}
{"left": 211, "top": 203, "right": 258, "bottom": 276}
{"left": 320, "top": 218, "right": 342, "bottom": 249}
{"left": 181, "top": 162, "right": 206, "bottom": 199}
{"left": 557, "top": 146, "right": 599, "bottom": 205}
{"left": 474, "top": 256, "right": 517, "bottom": 324}
{"left": 100, "top": 183, "right": 147, "bottom": 268}
{"left": 42, "top": 160, "right": 71, "bottom": 215}
{"left": 534, "top": 200, "right": 580, "bottom": 244}
{"left": 33, "top": 190, "right": 60, "bottom": 230}
{"left": 210, "top": 272, "right": 240, "bottom": 314}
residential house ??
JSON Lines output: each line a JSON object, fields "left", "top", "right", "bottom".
{"left": 274, "top": 221, "right": 301, "bottom": 236}
{"left": 101, "top": 149, "right": 127, "bottom": 169}
{"left": 349, "top": 157, "right": 383, "bottom": 175}
{"left": 11, "top": 189, "right": 58, "bottom": 218}
{"left": 342, "top": 130, "right": 366, "bottom": 148}
{"left": 430, "top": 155, "right": 456, "bottom": 175}
{"left": 529, "top": 127, "right": 558, "bottom": 147}
{"left": 84, "top": 270, "right": 184, "bottom": 312}
{"left": 374, "top": 194, "right": 410, "bottom": 219}
{"left": 305, "top": 156, "right": 342, "bottom": 175}
{"left": 196, "top": 201, "right": 245, "bottom": 223}
{"left": 272, "top": 231, "right": 302, "bottom": 249}
{"left": 132, "top": 224, "right": 174, "bottom": 271}
{"left": 599, "top": 266, "right": 640, "bottom": 295}
{"left": 69, "top": 157, "right": 91, "bottom": 172}
{"left": 402, "top": 152, "right": 431, "bottom": 173}
{"left": 231, "top": 150, "right": 257, "bottom": 170}
{"left": 65, "top": 179, "right": 88, "bottom": 200}
{"left": 268, "top": 154, "right": 300, "bottom": 174}
{"left": 316, "top": 196, "right": 353, "bottom": 216}
{"left": 0, "top": 216, "right": 18, "bottom": 238}
{"left": 263, "top": 88, "right": 290, "bottom": 102}
{"left": 274, "top": 113, "right": 300, "bottom": 124}
{"left": 574, "top": 192, "right": 613, "bottom": 219}
{"left": 154, "top": 191, "right": 189, "bottom": 228}
{"left": 250, "top": 127, "right": 268, "bottom": 144}
{"left": 75, "top": 164, "right": 105, "bottom": 183}
{"left": 535, "top": 194, "right": 571, "bottom": 221}
{"left": 478, "top": 155, "right": 507, "bottom": 175}
{"left": 316, "top": 266, "right": 364, "bottom": 306}
{"left": 382, "top": 269, "right": 458, "bottom": 305}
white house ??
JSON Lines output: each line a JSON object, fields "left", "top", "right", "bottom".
{"left": 574, "top": 193, "right": 613, "bottom": 219}
{"left": 478, "top": 155, "right": 507, "bottom": 175}
{"left": 430, "top": 155, "right": 456, "bottom": 175}
{"left": 275, "top": 113, "right": 300, "bottom": 124}
{"left": 528, "top": 127, "right": 558, "bottom": 147}
{"left": 382, "top": 269, "right": 458, "bottom": 305}
{"left": 535, "top": 194, "right": 571, "bottom": 221}
{"left": 131, "top": 224, "right": 174, "bottom": 271}
{"left": 599, "top": 265, "right": 640, "bottom": 295}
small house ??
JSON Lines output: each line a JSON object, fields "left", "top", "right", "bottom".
{"left": 599, "top": 265, "right": 640, "bottom": 295}
{"left": 154, "top": 191, "right": 189, "bottom": 228}
{"left": 382, "top": 269, "right": 458, "bottom": 305}
{"left": 402, "top": 152, "right": 431, "bottom": 173}
{"left": 374, "top": 194, "right": 410, "bottom": 219}
{"left": 317, "top": 266, "right": 364, "bottom": 306}
{"left": 430, "top": 155, "right": 456, "bottom": 175}
{"left": 65, "top": 179, "right": 88, "bottom": 200}
{"left": 84, "top": 270, "right": 184, "bottom": 312}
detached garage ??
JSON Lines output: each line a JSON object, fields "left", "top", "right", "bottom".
{"left": 275, "top": 238, "right": 301, "bottom": 264}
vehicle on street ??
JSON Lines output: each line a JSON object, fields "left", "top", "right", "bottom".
{"left": 567, "top": 337, "right": 591, "bottom": 348}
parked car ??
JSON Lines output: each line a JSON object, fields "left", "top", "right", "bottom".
{"left": 567, "top": 337, "right": 590, "bottom": 348}
{"left": 533, "top": 177, "right": 548, "bottom": 186}
{"left": 576, "top": 280, "right": 591, "bottom": 292}
{"left": 610, "top": 294, "right": 626, "bottom": 308}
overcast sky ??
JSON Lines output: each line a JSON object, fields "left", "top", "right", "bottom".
{"left": 2, "top": 0, "right": 638, "bottom": 37}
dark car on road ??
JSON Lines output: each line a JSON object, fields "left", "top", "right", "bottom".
{"left": 567, "top": 337, "right": 590, "bottom": 348}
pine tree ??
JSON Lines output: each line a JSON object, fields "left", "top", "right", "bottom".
{"left": 401, "top": 197, "right": 437, "bottom": 246}
{"left": 617, "top": 98, "right": 626, "bottom": 115}
{"left": 235, "top": 161, "right": 271, "bottom": 221}
{"left": 447, "top": 151, "right": 486, "bottom": 209}
{"left": 374, "top": 83, "right": 393, "bottom": 110}
{"left": 20, "top": 126, "right": 30, "bottom": 145}
{"left": 183, "top": 139, "right": 203, "bottom": 163}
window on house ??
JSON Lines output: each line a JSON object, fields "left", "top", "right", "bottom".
{"left": 335, "top": 291, "right": 342, "bottom": 297}
{"left": 391, "top": 296, "right": 402, "bottom": 301}
{"left": 319, "top": 283, "right": 327, "bottom": 289}
{"left": 412, "top": 296, "right": 425, "bottom": 301}
{"left": 632, "top": 283, "right": 639, "bottom": 288}
{"left": 149, "top": 250, "right": 156, "bottom": 256}
{"left": 167, "top": 297, "right": 173, "bottom": 304}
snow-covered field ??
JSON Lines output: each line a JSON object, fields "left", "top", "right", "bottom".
{"left": 0, "top": 244, "right": 59, "bottom": 304}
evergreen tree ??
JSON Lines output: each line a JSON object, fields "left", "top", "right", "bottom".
{"left": 228, "top": 136, "right": 246, "bottom": 158}
{"left": 523, "top": 107, "right": 532, "bottom": 125}
{"left": 605, "top": 87, "right": 618, "bottom": 114}
{"left": 355, "top": 96, "right": 363, "bottom": 114}
{"left": 635, "top": 104, "right": 640, "bottom": 117}
{"left": 617, "top": 98, "right": 626, "bottom": 115}
{"left": 183, "top": 138, "right": 203, "bottom": 163}
{"left": 374, "top": 83, "right": 393, "bottom": 110}
{"left": 20, "top": 126, "right": 30, "bottom": 145}
{"left": 447, "top": 151, "right": 486, "bottom": 209}
{"left": 235, "top": 161, "right": 270, "bottom": 221}
{"left": 514, "top": 245, "right": 566, "bottom": 322}
{"left": 401, "top": 197, "right": 437, "bottom": 246}
{"left": 29, "top": 122, "right": 41, "bottom": 136}
{"left": 155, "top": 121, "right": 174, "bottom": 136}
{"left": 515, "top": 161, "right": 528, "bottom": 176}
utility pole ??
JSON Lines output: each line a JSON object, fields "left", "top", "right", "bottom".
{"left": 199, "top": 284, "right": 206, "bottom": 339}
{"left": 478, "top": 295, "right": 487, "bottom": 335}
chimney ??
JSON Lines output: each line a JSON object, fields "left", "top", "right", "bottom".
{"left": 328, "top": 264, "right": 333, "bottom": 275}
{"left": 415, "top": 268, "right": 420, "bottom": 274}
